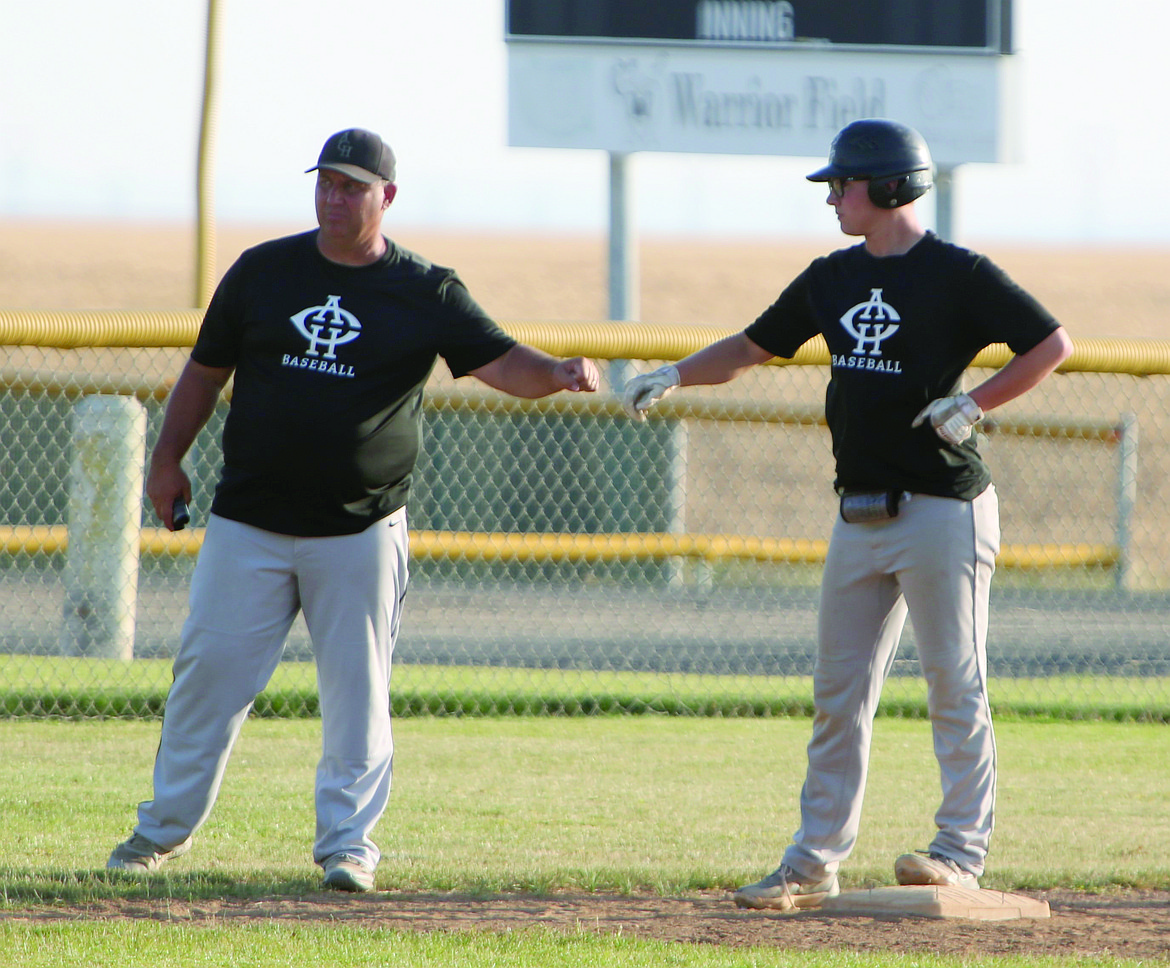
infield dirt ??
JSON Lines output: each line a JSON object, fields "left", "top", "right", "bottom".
{"left": 9, "top": 889, "right": 1169, "bottom": 960}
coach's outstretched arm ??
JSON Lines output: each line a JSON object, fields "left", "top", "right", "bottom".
{"left": 471, "top": 344, "right": 600, "bottom": 399}
{"left": 622, "top": 333, "right": 775, "bottom": 419}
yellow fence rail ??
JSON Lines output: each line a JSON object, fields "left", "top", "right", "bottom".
{"left": 0, "top": 315, "right": 1141, "bottom": 580}
{"left": 4, "top": 310, "right": 1170, "bottom": 375}
{"left": 0, "top": 524, "right": 1119, "bottom": 572}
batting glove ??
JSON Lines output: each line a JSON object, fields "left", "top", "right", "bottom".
{"left": 622, "top": 364, "right": 681, "bottom": 420}
{"left": 912, "top": 393, "right": 984, "bottom": 444}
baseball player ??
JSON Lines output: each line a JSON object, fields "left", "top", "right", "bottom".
{"left": 106, "top": 128, "right": 600, "bottom": 891}
{"left": 623, "top": 119, "right": 1072, "bottom": 911}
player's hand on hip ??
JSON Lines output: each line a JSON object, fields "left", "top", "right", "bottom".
{"left": 555, "top": 357, "right": 601, "bottom": 392}
{"left": 622, "top": 364, "right": 681, "bottom": 420}
{"left": 912, "top": 392, "right": 984, "bottom": 444}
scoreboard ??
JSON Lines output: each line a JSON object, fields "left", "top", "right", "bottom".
{"left": 507, "top": 0, "right": 1010, "bottom": 53}
{"left": 505, "top": 0, "right": 1016, "bottom": 166}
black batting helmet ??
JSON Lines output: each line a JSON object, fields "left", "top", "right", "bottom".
{"left": 807, "top": 119, "right": 934, "bottom": 208}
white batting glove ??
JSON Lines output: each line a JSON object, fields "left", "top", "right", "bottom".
{"left": 622, "top": 364, "right": 681, "bottom": 420}
{"left": 912, "top": 393, "right": 984, "bottom": 444}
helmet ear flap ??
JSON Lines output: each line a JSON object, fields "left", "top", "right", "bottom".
{"left": 867, "top": 170, "right": 933, "bottom": 208}
{"left": 867, "top": 177, "right": 903, "bottom": 208}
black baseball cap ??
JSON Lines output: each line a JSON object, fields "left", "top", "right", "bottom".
{"left": 306, "top": 128, "right": 396, "bottom": 184}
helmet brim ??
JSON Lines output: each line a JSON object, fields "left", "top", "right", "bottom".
{"left": 806, "top": 163, "right": 841, "bottom": 182}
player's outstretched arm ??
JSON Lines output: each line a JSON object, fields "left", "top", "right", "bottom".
{"left": 623, "top": 333, "right": 774, "bottom": 419}
{"left": 470, "top": 344, "right": 601, "bottom": 398}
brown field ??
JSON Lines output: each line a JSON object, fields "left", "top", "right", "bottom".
{"left": 2, "top": 219, "right": 1168, "bottom": 341}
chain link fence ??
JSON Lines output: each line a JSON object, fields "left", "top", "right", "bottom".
{"left": 2, "top": 322, "right": 1169, "bottom": 718}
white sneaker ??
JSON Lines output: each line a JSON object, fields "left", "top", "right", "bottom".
{"left": 106, "top": 833, "right": 192, "bottom": 874}
{"left": 895, "top": 851, "right": 980, "bottom": 890}
{"left": 322, "top": 853, "right": 376, "bottom": 893}
{"left": 733, "top": 864, "right": 840, "bottom": 911}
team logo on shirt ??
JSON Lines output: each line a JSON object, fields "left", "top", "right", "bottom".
{"left": 832, "top": 288, "right": 903, "bottom": 373}
{"left": 283, "top": 295, "right": 360, "bottom": 377}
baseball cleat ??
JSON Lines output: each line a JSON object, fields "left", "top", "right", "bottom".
{"left": 322, "top": 852, "right": 376, "bottom": 893}
{"left": 733, "top": 864, "right": 840, "bottom": 911}
{"left": 895, "top": 850, "right": 980, "bottom": 890}
{"left": 106, "top": 832, "right": 192, "bottom": 874}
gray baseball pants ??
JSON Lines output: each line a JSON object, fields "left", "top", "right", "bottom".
{"left": 133, "top": 509, "right": 409, "bottom": 871}
{"left": 782, "top": 486, "right": 1000, "bottom": 879}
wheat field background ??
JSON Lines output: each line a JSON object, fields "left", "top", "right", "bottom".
{"left": 1, "top": 219, "right": 1167, "bottom": 342}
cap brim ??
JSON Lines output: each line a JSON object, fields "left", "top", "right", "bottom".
{"left": 306, "top": 162, "right": 384, "bottom": 184}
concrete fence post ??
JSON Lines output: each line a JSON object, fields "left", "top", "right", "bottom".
{"left": 1114, "top": 412, "right": 1138, "bottom": 591}
{"left": 59, "top": 394, "right": 147, "bottom": 659}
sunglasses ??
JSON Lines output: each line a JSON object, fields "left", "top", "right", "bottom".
{"left": 827, "top": 176, "right": 868, "bottom": 198}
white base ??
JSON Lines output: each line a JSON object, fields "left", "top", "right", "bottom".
{"left": 820, "top": 885, "right": 1050, "bottom": 921}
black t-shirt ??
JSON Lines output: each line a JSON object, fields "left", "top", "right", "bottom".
{"left": 192, "top": 231, "right": 517, "bottom": 536}
{"left": 744, "top": 233, "right": 1061, "bottom": 500}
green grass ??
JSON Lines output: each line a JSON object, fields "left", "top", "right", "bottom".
{"left": 3, "top": 655, "right": 1169, "bottom": 721}
{"left": 2, "top": 716, "right": 1167, "bottom": 966}
{"left": 2, "top": 717, "right": 1168, "bottom": 896}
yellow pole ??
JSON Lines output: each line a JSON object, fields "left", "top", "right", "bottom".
{"left": 194, "top": 0, "right": 221, "bottom": 308}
